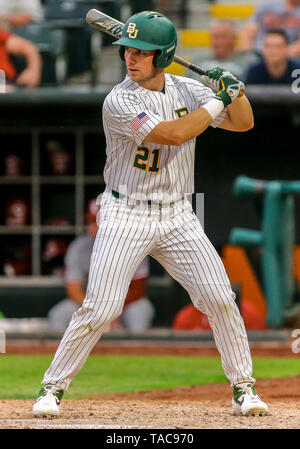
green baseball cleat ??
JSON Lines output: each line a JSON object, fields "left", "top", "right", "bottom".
{"left": 232, "top": 382, "right": 270, "bottom": 416}
{"left": 33, "top": 384, "right": 64, "bottom": 417}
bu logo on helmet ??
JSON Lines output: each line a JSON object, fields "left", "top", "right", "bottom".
{"left": 127, "top": 22, "right": 139, "bottom": 39}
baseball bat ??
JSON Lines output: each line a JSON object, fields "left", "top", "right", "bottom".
{"left": 86, "top": 9, "right": 245, "bottom": 96}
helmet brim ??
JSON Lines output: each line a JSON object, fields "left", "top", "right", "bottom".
{"left": 113, "top": 36, "right": 162, "bottom": 51}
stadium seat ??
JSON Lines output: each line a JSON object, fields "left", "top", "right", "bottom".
{"left": 13, "top": 24, "right": 66, "bottom": 85}
{"left": 44, "top": 0, "right": 119, "bottom": 82}
{"left": 44, "top": 1, "right": 92, "bottom": 78}
{"left": 180, "top": 30, "right": 212, "bottom": 47}
{"left": 45, "top": 0, "right": 90, "bottom": 23}
{"left": 210, "top": 4, "right": 255, "bottom": 20}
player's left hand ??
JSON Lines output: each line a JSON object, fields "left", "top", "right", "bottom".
{"left": 201, "top": 67, "right": 237, "bottom": 91}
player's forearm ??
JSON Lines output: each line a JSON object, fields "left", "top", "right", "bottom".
{"left": 145, "top": 108, "right": 213, "bottom": 146}
{"left": 220, "top": 96, "right": 254, "bottom": 132}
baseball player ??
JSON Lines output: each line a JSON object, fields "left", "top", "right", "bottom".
{"left": 33, "top": 11, "right": 269, "bottom": 417}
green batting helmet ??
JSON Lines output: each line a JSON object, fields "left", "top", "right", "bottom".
{"left": 113, "top": 11, "right": 177, "bottom": 69}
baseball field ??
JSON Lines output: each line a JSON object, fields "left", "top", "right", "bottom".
{"left": 0, "top": 341, "right": 299, "bottom": 429}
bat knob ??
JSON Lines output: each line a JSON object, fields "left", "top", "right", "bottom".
{"left": 238, "top": 87, "right": 245, "bottom": 98}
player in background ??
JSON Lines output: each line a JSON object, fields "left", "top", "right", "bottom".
{"left": 47, "top": 199, "right": 154, "bottom": 331}
{"left": 33, "top": 11, "right": 270, "bottom": 418}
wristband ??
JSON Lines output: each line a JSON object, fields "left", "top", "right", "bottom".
{"left": 202, "top": 98, "right": 224, "bottom": 120}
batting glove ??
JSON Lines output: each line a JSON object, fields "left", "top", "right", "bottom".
{"left": 215, "top": 74, "right": 245, "bottom": 107}
{"left": 200, "top": 67, "right": 236, "bottom": 91}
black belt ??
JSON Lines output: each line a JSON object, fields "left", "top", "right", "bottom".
{"left": 112, "top": 190, "right": 172, "bottom": 209}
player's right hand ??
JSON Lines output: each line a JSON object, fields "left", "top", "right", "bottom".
{"left": 200, "top": 67, "right": 227, "bottom": 91}
{"left": 215, "top": 74, "right": 245, "bottom": 107}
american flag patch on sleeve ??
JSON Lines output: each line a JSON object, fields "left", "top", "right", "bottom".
{"left": 130, "top": 112, "right": 150, "bottom": 131}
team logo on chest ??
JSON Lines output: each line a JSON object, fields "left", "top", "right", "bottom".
{"left": 127, "top": 22, "right": 139, "bottom": 39}
{"left": 174, "top": 107, "right": 188, "bottom": 118}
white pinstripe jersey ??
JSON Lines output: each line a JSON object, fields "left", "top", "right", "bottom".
{"left": 102, "top": 73, "right": 226, "bottom": 202}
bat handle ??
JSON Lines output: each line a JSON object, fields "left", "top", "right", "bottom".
{"left": 173, "top": 55, "right": 206, "bottom": 76}
{"left": 173, "top": 55, "right": 245, "bottom": 97}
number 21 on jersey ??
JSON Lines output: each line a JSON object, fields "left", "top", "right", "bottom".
{"left": 133, "top": 146, "right": 160, "bottom": 173}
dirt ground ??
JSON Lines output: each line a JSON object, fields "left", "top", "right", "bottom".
{"left": 1, "top": 341, "right": 300, "bottom": 429}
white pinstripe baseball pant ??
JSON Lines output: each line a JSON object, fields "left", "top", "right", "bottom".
{"left": 42, "top": 192, "right": 255, "bottom": 390}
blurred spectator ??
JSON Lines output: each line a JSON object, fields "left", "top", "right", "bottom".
{"left": 245, "top": 29, "right": 300, "bottom": 84}
{"left": 239, "top": 0, "right": 300, "bottom": 58}
{"left": 47, "top": 198, "right": 155, "bottom": 331}
{"left": 2, "top": 243, "right": 32, "bottom": 276}
{"left": 46, "top": 140, "right": 73, "bottom": 175}
{"left": 42, "top": 238, "right": 69, "bottom": 276}
{"left": 189, "top": 20, "right": 259, "bottom": 81}
{"left": 5, "top": 197, "right": 31, "bottom": 226}
{"left": 4, "top": 153, "right": 26, "bottom": 176}
{"left": 0, "top": 28, "right": 41, "bottom": 88}
{"left": 0, "top": 0, "right": 44, "bottom": 30}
